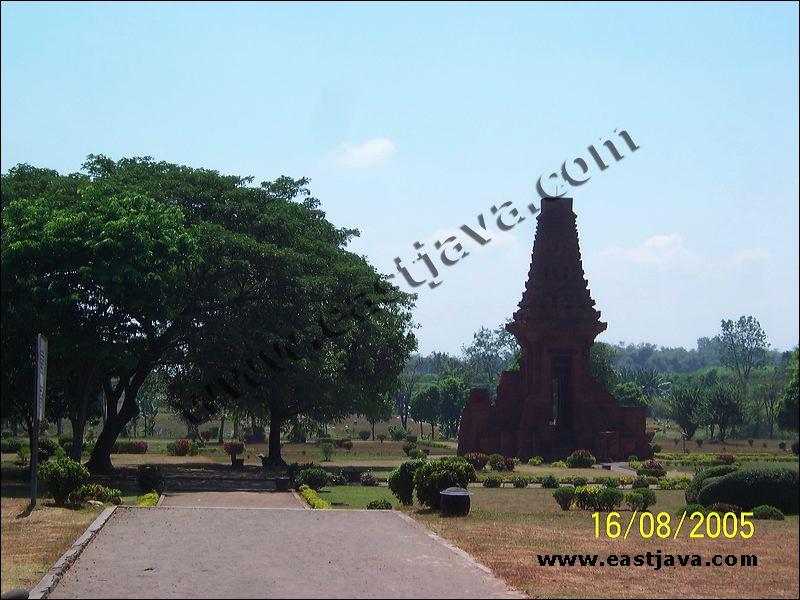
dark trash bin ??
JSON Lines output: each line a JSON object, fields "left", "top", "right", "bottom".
{"left": 275, "top": 477, "right": 290, "bottom": 492}
{"left": 440, "top": 486, "right": 472, "bottom": 516}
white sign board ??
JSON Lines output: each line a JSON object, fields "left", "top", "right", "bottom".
{"left": 35, "top": 334, "right": 48, "bottom": 421}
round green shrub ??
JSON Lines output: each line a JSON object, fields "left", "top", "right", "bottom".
{"left": 636, "top": 459, "right": 665, "bottom": 478}
{"left": 541, "top": 474, "right": 559, "bottom": 488}
{"left": 38, "top": 437, "right": 60, "bottom": 462}
{"left": 751, "top": 505, "right": 785, "bottom": 520}
{"left": 596, "top": 477, "right": 620, "bottom": 489}
{"left": 571, "top": 476, "right": 589, "bottom": 487}
{"left": 358, "top": 430, "right": 371, "bottom": 441}
{"left": 697, "top": 468, "right": 799, "bottom": 514}
{"left": 553, "top": 486, "right": 575, "bottom": 510}
{"left": 137, "top": 465, "right": 165, "bottom": 494}
{"left": 402, "top": 441, "right": 417, "bottom": 456}
{"left": 483, "top": 476, "right": 502, "bottom": 488}
{"left": 685, "top": 465, "right": 739, "bottom": 504}
{"left": 511, "top": 476, "right": 529, "bottom": 489}
{"left": 408, "top": 448, "right": 426, "bottom": 460}
{"left": 38, "top": 456, "right": 89, "bottom": 504}
{"left": 463, "top": 452, "right": 490, "bottom": 470}
{"left": 625, "top": 488, "right": 657, "bottom": 512}
{"left": 573, "top": 485, "right": 599, "bottom": 510}
{"left": 527, "top": 456, "right": 544, "bottom": 466}
{"left": 366, "top": 499, "right": 392, "bottom": 510}
{"left": 360, "top": 471, "right": 379, "bottom": 486}
{"left": 1, "top": 438, "right": 24, "bottom": 453}
{"left": 597, "top": 487, "right": 624, "bottom": 511}
{"left": 488, "top": 453, "right": 505, "bottom": 471}
{"left": 551, "top": 460, "right": 568, "bottom": 468}
{"left": 295, "top": 468, "right": 329, "bottom": 491}
{"left": 414, "top": 456, "right": 475, "bottom": 509}
{"left": 388, "top": 459, "right": 426, "bottom": 505}
{"left": 566, "top": 449, "right": 596, "bottom": 468}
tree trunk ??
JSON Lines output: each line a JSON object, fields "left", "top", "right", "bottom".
{"left": 218, "top": 415, "right": 225, "bottom": 444}
{"left": 56, "top": 419, "right": 63, "bottom": 436}
{"left": 262, "top": 411, "right": 286, "bottom": 466}
{"left": 370, "top": 421, "right": 375, "bottom": 441}
{"left": 233, "top": 416, "right": 240, "bottom": 440}
{"left": 86, "top": 394, "right": 139, "bottom": 474}
{"left": 68, "top": 414, "right": 85, "bottom": 462}
{"left": 86, "top": 369, "right": 148, "bottom": 474}
{"left": 430, "top": 423, "right": 434, "bottom": 439}
{"left": 419, "top": 421, "right": 423, "bottom": 438}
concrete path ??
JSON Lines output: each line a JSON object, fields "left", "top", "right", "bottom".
{"left": 160, "top": 491, "right": 304, "bottom": 509}
{"left": 50, "top": 506, "right": 521, "bottom": 599}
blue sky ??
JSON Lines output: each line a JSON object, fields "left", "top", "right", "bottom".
{"left": 2, "top": 1, "right": 798, "bottom": 354}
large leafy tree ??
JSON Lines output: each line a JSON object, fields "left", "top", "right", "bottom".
{"left": 2, "top": 164, "right": 195, "bottom": 463}
{"left": 3, "top": 156, "right": 416, "bottom": 472}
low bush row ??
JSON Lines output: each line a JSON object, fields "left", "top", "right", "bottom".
{"left": 298, "top": 484, "right": 331, "bottom": 509}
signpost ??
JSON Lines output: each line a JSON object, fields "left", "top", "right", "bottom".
{"left": 30, "top": 334, "right": 48, "bottom": 509}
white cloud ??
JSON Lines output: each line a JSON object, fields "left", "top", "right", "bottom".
{"left": 335, "top": 138, "right": 395, "bottom": 168}
{"left": 600, "top": 233, "right": 693, "bottom": 266}
{"left": 598, "top": 234, "right": 771, "bottom": 275}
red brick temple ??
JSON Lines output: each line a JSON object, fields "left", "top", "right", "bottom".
{"left": 457, "top": 197, "right": 653, "bottom": 462}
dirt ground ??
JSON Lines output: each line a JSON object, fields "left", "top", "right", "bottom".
{"left": 49, "top": 506, "right": 521, "bottom": 599}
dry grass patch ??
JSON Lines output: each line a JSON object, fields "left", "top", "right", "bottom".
{"left": 412, "top": 488, "right": 799, "bottom": 599}
{"left": 1, "top": 497, "right": 101, "bottom": 594}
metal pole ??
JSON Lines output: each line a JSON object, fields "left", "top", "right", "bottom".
{"left": 30, "top": 417, "right": 38, "bottom": 509}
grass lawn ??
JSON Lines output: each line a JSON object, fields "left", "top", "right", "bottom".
{"left": 0, "top": 496, "right": 102, "bottom": 594}
{"left": 411, "top": 487, "right": 799, "bottom": 599}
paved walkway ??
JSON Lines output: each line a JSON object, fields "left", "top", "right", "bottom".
{"left": 159, "top": 491, "right": 304, "bottom": 509}
{"left": 50, "top": 506, "right": 521, "bottom": 599}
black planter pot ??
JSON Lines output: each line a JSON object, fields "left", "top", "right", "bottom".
{"left": 275, "top": 477, "right": 290, "bottom": 492}
{"left": 440, "top": 487, "right": 472, "bottom": 516}
{"left": 346, "top": 469, "right": 362, "bottom": 483}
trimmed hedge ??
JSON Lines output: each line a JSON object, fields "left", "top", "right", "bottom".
{"left": 414, "top": 456, "right": 475, "bottom": 509}
{"left": 751, "top": 505, "right": 785, "bottom": 520}
{"left": 685, "top": 465, "right": 739, "bottom": 504}
{"left": 298, "top": 484, "right": 331, "bottom": 509}
{"left": 696, "top": 468, "right": 799, "bottom": 514}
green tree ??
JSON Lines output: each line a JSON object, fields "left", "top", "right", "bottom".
{"left": 613, "top": 381, "right": 648, "bottom": 407}
{"left": 717, "top": 316, "right": 769, "bottom": 394}
{"left": 410, "top": 384, "right": 441, "bottom": 438}
{"left": 590, "top": 342, "right": 619, "bottom": 393}
{"left": 461, "top": 322, "right": 518, "bottom": 392}
{"left": 777, "top": 348, "right": 799, "bottom": 433}
{"left": 437, "top": 375, "right": 468, "bottom": 439}
{"left": 666, "top": 384, "right": 705, "bottom": 440}
{"left": 704, "top": 383, "right": 743, "bottom": 442}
